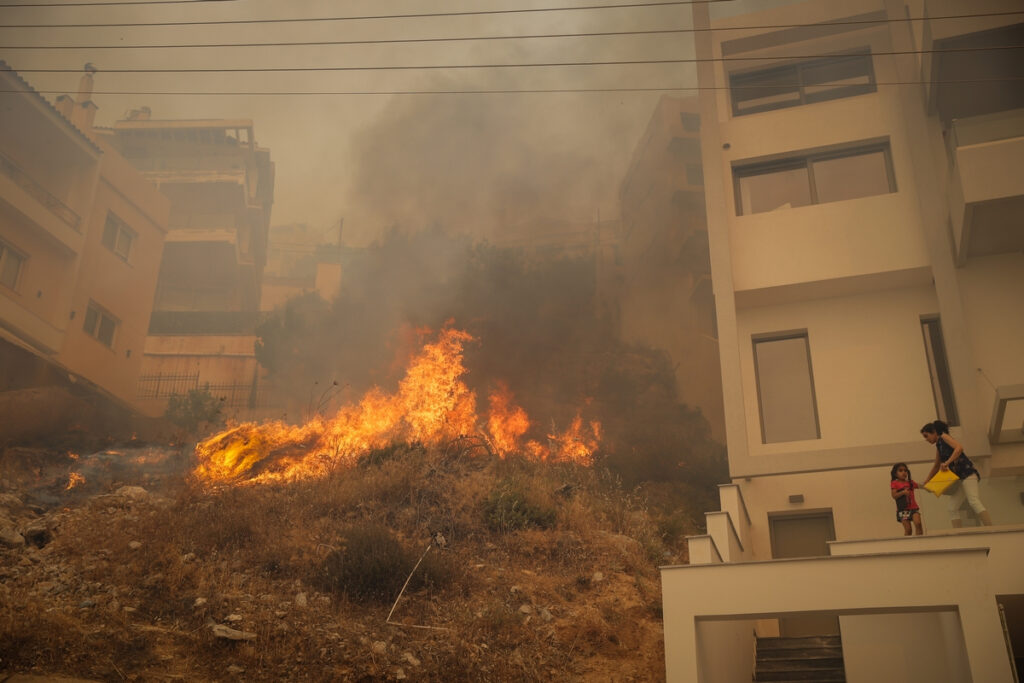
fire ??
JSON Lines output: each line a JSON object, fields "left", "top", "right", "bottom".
{"left": 194, "top": 327, "right": 601, "bottom": 485}
{"left": 66, "top": 472, "right": 85, "bottom": 490}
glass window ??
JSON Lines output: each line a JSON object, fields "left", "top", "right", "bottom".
{"left": 734, "top": 143, "right": 894, "bottom": 215}
{"left": 102, "top": 212, "right": 134, "bottom": 261}
{"left": 737, "top": 163, "right": 812, "bottom": 215}
{"left": 754, "top": 333, "right": 820, "bottom": 443}
{"left": 921, "top": 317, "right": 959, "bottom": 426}
{"left": 812, "top": 149, "right": 893, "bottom": 204}
{"left": 0, "top": 241, "right": 25, "bottom": 290}
{"left": 680, "top": 112, "right": 701, "bottom": 132}
{"left": 730, "top": 50, "right": 875, "bottom": 116}
{"left": 668, "top": 136, "right": 700, "bottom": 159}
{"left": 84, "top": 302, "right": 117, "bottom": 348}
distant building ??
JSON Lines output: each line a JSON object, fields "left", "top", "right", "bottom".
{"left": 98, "top": 112, "right": 276, "bottom": 419}
{"left": 660, "top": 2, "right": 1024, "bottom": 681}
{"left": 617, "top": 95, "right": 724, "bottom": 441}
{"left": 0, "top": 62, "right": 169, "bottom": 429}
{"left": 261, "top": 222, "right": 343, "bottom": 311}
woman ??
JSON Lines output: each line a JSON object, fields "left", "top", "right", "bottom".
{"left": 920, "top": 420, "right": 992, "bottom": 527}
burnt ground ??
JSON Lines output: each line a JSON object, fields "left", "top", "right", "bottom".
{"left": 0, "top": 441, "right": 704, "bottom": 682}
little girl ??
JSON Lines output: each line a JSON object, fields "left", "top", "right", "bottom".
{"left": 890, "top": 462, "right": 923, "bottom": 535}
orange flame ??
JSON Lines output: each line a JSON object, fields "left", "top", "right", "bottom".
{"left": 194, "top": 327, "right": 599, "bottom": 485}
{"left": 66, "top": 472, "right": 85, "bottom": 490}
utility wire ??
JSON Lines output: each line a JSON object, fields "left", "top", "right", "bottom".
{"left": 0, "top": 0, "right": 235, "bottom": 7}
{"left": 4, "top": 44, "right": 1022, "bottom": 65}
{"left": 3, "top": 79, "right": 1020, "bottom": 96}
{"left": 1, "top": 5, "right": 1020, "bottom": 29}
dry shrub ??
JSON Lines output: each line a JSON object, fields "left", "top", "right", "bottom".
{"left": 483, "top": 479, "right": 556, "bottom": 532}
{"left": 315, "top": 524, "right": 452, "bottom": 603}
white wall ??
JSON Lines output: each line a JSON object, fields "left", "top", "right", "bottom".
{"left": 841, "top": 612, "right": 971, "bottom": 683}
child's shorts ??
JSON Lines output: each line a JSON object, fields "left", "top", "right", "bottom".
{"left": 897, "top": 509, "right": 920, "bottom": 522}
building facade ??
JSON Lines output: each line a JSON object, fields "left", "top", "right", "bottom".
{"left": 660, "top": 1, "right": 1024, "bottom": 681}
{"left": 618, "top": 95, "right": 724, "bottom": 441}
{"left": 98, "top": 113, "right": 275, "bottom": 419}
{"left": 0, "top": 63, "right": 169, "bottom": 429}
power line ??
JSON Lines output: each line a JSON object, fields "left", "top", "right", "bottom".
{"left": 5, "top": 45, "right": 1022, "bottom": 66}
{"left": 2, "top": 6, "right": 1015, "bottom": 30}
{"left": 0, "top": 0, "right": 235, "bottom": 7}
{"left": 0, "top": 0, "right": 730, "bottom": 20}
{"left": 2, "top": 79, "right": 1020, "bottom": 96}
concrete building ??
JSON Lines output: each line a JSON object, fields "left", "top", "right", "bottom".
{"left": 261, "top": 222, "right": 343, "bottom": 311}
{"left": 98, "top": 113, "right": 275, "bottom": 418}
{"left": 0, "top": 62, "right": 169, "bottom": 431}
{"left": 660, "top": 1, "right": 1024, "bottom": 681}
{"left": 618, "top": 95, "right": 724, "bottom": 441}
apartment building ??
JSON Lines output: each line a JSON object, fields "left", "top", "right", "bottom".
{"left": 618, "top": 95, "right": 724, "bottom": 441}
{"left": 0, "top": 63, "right": 169, "bottom": 428}
{"left": 660, "top": 1, "right": 1024, "bottom": 681}
{"left": 98, "top": 113, "right": 275, "bottom": 418}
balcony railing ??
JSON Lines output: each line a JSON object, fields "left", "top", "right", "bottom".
{"left": 0, "top": 149, "right": 81, "bottom": 231}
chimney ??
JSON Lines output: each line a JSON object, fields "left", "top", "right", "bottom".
{"left": 71, "top": 63, "right": 99, "bottom": 133}
{"left": 55, "top": 94, "right": 75, "bottom": 119}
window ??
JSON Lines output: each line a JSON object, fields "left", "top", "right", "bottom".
{"left": 0, "top": 239, "right": 26, "bottom": 290}
{"left": 84, "top": 301, "right": 118, "bottom": 348}
{"left": 921, "top": 316, "right": 959, "bottom": 426}
{"left": 754, "top": 332, "right": 820, "bottom": 443}
{"left": 734, "top": 142, "right": 895, "bottom": 215}
{"left": 680, "top": 112, "right": 701, "bottom": 132}
{"left": 730, "top": 50, "right": 876, "bottom": 116}
{"left": 102, "top": 212, "right": 135, "bottom": 261}
{"left": 668, "top": 136, "right": 700, "bottom": 160}
{"left": 685, "top": 163, "right": 704, "bottom": 187}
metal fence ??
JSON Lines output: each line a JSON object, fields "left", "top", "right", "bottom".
{"left": 136, "top": 372, "right": 199, "bottom": 399}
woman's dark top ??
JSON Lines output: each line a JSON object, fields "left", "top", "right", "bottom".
{"left": 936, "top": 437, "right": 980, "bottom": 480}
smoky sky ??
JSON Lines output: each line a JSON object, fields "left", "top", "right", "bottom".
{"left": 0, "top": 0, "right": 792, "bottom": 244}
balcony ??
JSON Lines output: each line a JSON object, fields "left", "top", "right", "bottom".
{"left": 945, "top": 108, "right": 1024, "bottom": 263}
{"left": 0, "top": 149, "right": 83, "bottom": 255}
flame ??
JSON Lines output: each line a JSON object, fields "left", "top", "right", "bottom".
{"left": 194, "top": 327, "right": 600, "bottom": 485}
{"left": 68, "top": 452, "right": 79, "bottom": 461}
{"left": 66, "top": 472, "right": 85, "bottom": 490}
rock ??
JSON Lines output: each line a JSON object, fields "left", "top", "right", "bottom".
{"left": 225, "top": 614, "right": 243, "bottom": 622}
{"left": 0, "top": 493, "right": 23, "bottom": 508}
{"left": 395, "top": 668, "right": 407, "bottom": 680}
{"left": 128, "top": 541, "right": 142, "bottom": 550}
{"left": 402, "top": 652, "right": 421, "bottom": 667}
{"left": 294, "top": 592, "right": 307, "bottom": 608}
{"left": 21, "top": 520, "right": 52, "bottom": 548}
{"left": 371, "top": 641, "right": 387, "bottom": 656}
{"left": 79, "top": 599, "right": 96, "bottom": 609}
{"left": 193, "top": 597, "right": 207, "bottom": 608}
{"left": 226, "top": 665, "right": 245, "bottom": 674}
{"left": 540, "top": 608, "right": 553, "bottom": 622}
{"left": 592, "top": 571, "right": 605, "bottom": 583}
{"left": 210, "top": 624, "right": 256, "bottom": 641}
{"left": 0, "top": 526, "right": 24, "bottom": 548}
{"left": 114, "top": 486, "right": 149, "bottom": 501}
{"left": 182, "top": 553, "right": 196, "bottom": 563}
{"left": 518, "top": 604, "right": 532, "bottom": 615}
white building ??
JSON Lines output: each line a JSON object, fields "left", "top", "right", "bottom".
{"left": 661, "top": 1, "right": 1024, "bottom": 681}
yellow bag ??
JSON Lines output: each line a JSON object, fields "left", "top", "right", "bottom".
{"left": 924, "top": 469, "right": 960, "bottom": 497}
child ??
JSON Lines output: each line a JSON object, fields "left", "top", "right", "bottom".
{"left": 890, "top": 462, "right": 923, "bottom": 535}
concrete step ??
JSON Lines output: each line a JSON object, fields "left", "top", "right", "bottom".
{"left": 756, "top": 635, "right": 842, "bottom": 651}
{"left": 757, "top": 657, "right": 844, "bottom": 671}
{"left": 755, "top": 669, "right": 845, "bottom": 682}
{"left": 758, "top": 647, "right": 844, "bottom": 661}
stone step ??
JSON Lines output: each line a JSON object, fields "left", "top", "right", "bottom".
{"left": 756, "top": 635, "right": 842, "bottom": 651}
{"left": 755, "top": 668, "right": 846, "bottom": 682}
{"left": 757, "top": 647, "right": 844, "bottom": 661}
{"left": 757, "top": 657, "right": 844, "bottom": 671}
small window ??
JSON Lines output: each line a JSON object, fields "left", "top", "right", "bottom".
{"left": 754, "top": 332, "right": 820, "bottom": 443}
{"left": 0, "top": 239, "right": 26, "bottom": 290}
{"left": 668, "top": 136, "right": 700, "bottom": 159}
{"left": 921, "top": 316, "right": 959, "bottom": 426}
{"left": 680, "top": 112, "right": 701, "bottom": 132}
{"left": 84, "top": 301, "right": 118, "bottom": 348}
{"left": 685, "top": 163, "right": 704, "bottom": 187}
{"left": 730, "top": 50, "right": 876, "bottom": 116}
{"left": 102, "top": 212, "right": 135, "bottom": 261}
{"left": 734, "top": 142, "right": 895, "bottom": 215}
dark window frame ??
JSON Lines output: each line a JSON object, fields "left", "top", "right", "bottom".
{"left": 753, "top": 330, "right": 822, "bottom": 444}
{"left": 84, "top": 300, "right": 118, "bottom": 349}
{"left": 733, "top": 141, "right": 897, "bottom": 216}
{"left": 0, "top": 238, "right": 27, "bottom": 291}
{"left": 730, "top": 49, "right": 877, "bottom": 117}
{"left": 101, "top": 211, "right": 136, "bottom": 262}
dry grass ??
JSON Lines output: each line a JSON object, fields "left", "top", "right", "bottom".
{"left": 0, "top": 440, "right": 705, "bottom": 681}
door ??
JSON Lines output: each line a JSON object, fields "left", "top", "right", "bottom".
{"left": 769, "top": 511, "right": 840, "bottom": 637}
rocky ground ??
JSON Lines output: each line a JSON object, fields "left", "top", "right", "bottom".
{"left": 0, "top": 442, "right": 700, "bottom": 682}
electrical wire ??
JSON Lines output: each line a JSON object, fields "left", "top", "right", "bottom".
{"left": 0, "top": 0, "right": 235, "bottom": 7}
{"left": 2, "top": 79, "right": 1020, "bottom": 96}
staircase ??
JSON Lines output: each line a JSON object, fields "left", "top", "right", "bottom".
{"left": 754, "top": 635, "right": 846, "bottom": 682}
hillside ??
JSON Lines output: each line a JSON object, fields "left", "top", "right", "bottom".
{"left": 0, "top": 440, "right": 703, "bottom": 682}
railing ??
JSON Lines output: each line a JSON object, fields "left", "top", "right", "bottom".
{"left": 148, "top": 310, "right": 265, "bottom": 335}
{"left": 136, "top": 372, "right": 200, "bottom": 399}
{"left": 0, "top": 149, "right": 81, "bottom": 231}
